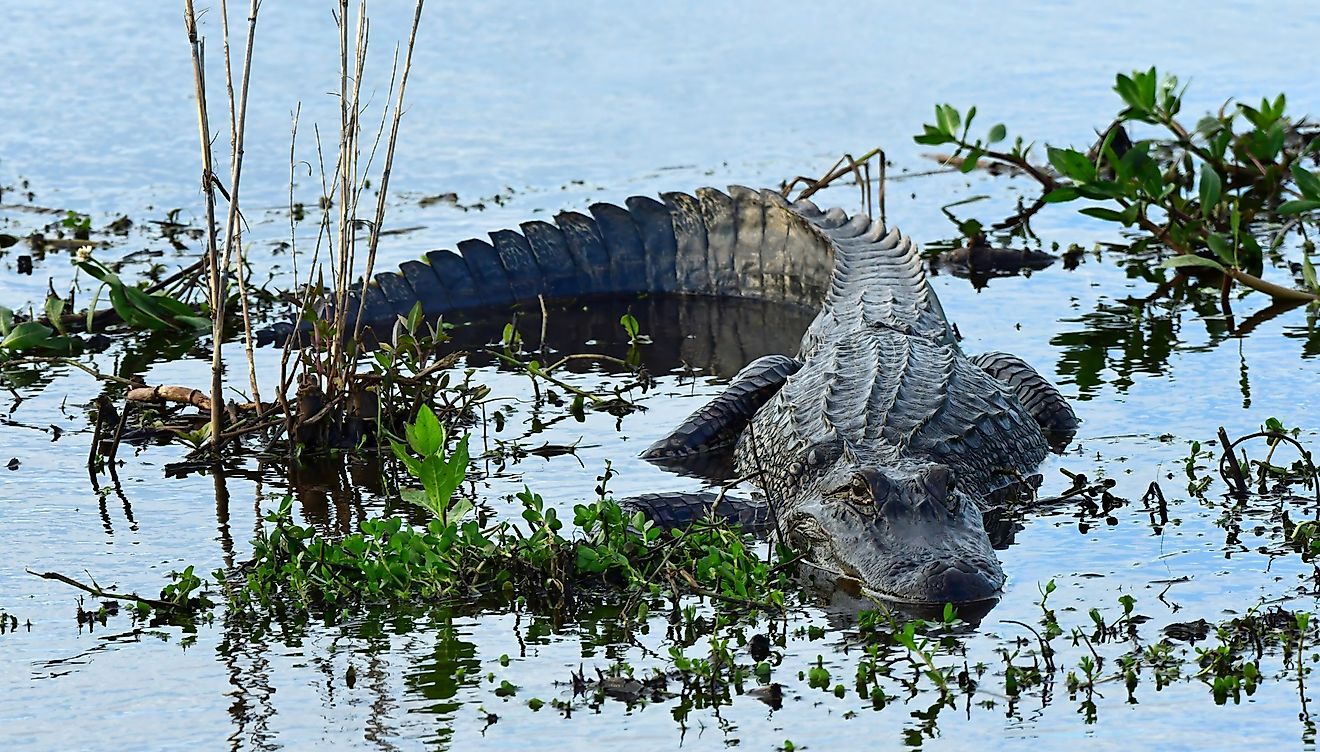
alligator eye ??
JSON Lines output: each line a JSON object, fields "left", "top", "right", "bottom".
{"left": 850, "top": 475, "right": 871, "bottom": 499}
{"left": 943, "top": 491, "right": 960, "bottom": 514}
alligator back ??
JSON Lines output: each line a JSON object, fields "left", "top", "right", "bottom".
{"left": 736, "top": 316, "right": 1049, "bottom": 503}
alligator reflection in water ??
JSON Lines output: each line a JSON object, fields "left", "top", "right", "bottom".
{"left": 450, "top": 294, "right": 817, "bottom": 380}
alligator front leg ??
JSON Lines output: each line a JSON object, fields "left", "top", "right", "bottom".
{"left": 969, "top": 351, "right": 1078, "bottom": 451}
{"left": 641, "top": 354, "right": 800, "bottom": 462}
{"left": 620, "top": 492, "right": 771, "bottom": 535}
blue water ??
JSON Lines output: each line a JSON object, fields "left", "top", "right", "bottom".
{"left": 4, "top": 1, "right": 1320, "bottom": 749}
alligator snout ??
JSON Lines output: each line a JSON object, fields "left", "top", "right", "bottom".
{"left": 917, "top": 561, "right": 1003, "bottom": 604}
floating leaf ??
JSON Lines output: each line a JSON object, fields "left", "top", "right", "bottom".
{"left": 0, "top": 321, "right": 55, "bottom": 351}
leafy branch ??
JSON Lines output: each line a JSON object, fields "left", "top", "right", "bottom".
{"left": 916, "top": 67, "right": 1320, "bottom": 302}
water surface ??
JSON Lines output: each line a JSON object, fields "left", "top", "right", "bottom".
{"left": 4, "top": 2, "right": 1320, "bottom": 750}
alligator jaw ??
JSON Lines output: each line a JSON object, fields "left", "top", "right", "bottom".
{"left": 797, "top": 559, "right": 1003, "bottom": 622}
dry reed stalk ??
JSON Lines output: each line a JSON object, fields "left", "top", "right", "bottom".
{"left": 277, "top": 0, "right": 426, "bottom": 449}
{"left": 353, "top": 0, "right": 426, "bottom": 342}
{"left": 182, "top": 0, "right": 226, "bottom": 454}
{"left": 277, "top": 104, "right": 304, "bottom": 432}
{"left": 217, "top": 0, "right": 266, "bottom": 419}
{"left": 182, "top": 0, "right": 266, "bottom": 452}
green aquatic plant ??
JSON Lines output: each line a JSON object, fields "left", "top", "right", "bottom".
{"left": 389, "top": 403, "right": 472, "bottom": 524}
{"left": 0, "top": 306, "right": 78, "bottom": 360}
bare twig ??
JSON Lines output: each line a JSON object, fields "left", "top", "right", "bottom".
{"left": 781, "top": 148, "right": 887, "bottom": 216}
{"left": 1217, "top": 426, "right": 1249, "bottom": 496}
{"left": 27, "top": 569, "right": 184, "bottom": 612}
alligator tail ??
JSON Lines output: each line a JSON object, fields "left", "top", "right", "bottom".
{"left": 334, "top": 186, "right": 932, "bottom": 337}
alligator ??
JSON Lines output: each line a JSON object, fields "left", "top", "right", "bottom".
{"left": 332, "top": 186, "right": 1078, "bottom": 609}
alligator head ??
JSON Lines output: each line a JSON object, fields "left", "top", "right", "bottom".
{"left": 774, "top": 454, "right": 1005, "bottom": 608}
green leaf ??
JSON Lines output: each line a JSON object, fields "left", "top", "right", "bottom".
{"left": 619, "top": 313, "right": 639, "bottom": 339}
{"left": 1239, "top": 103, "right": 1265, "bottom": 129}
{"left": 1114, "top": 73, "right": 1142, "bottom": 112}
{"left": 1205, "top": 233, "right": 1234, "bottom": 264}
{"left": 0, "top": 306, "right": 12, "bottom": 336}
{"left": 914, "top": 125, "right": 953, "bottom": 146}
{"left": 1078, "top": 207, "right": 1127, "bottom": 223}
{"left": 406, "top": 301, "right": 424, "bottom": 335}
{"left": 146, "top": 291, "right": 195, "bottom": 318}
{"left": 0, "top": 321, "right": 55, "bottom": 351}
{"left": 174, "top": 315, "right": 212, "bottom": 331}
{"left": 1046, "top": 147, "right": 1095, "bottom": 183}
{"left": 76, "top": 259, "right": 119, "bottom": 285}
{"left": 44, "top": 295, "right": 66, "bottom": 336}
{"left": 1075, "top": 181, "right": 1127, "bottom": 201}
{"left": 936, "top": 104, "right": 961, "bottom": 137}
{"left": 1277, "top": 199, "right": 1320, "bottom": 215}
{"left": 1042, "top": 187, "right": 1079, "bottom": 203}
{"left": 416, "top": 456, "right": 451, "bottom": 515}
{"left": 390, "top": 439, "right": 422, "bottom": 479}
{"left": 1303, "top": 252, "right": 1319, "bottom": 293}
{"left": 1265, "top": 122, "right": 1286, "bottom": 162}
{"left": 400, "top": 488, "right": 432, "bottom": 514}
{"left": 447, "top": 434, "right": 471, "bottom": 488}
{"left": 1159, "top": 255, "right": 1226, "bottom": 272}
{"left": 1198, "top": 166, "right": 1222, "bottom": 218}
{"left": 1136, "top": 67, "right": 1158, "bottom": 111}
{"left": 113, "top": 286, "right": 172, "bottom": 330}
{"left": 406, "top": 404, "right": 445, "bottom": 457}
{"left": 447, "top": 497, "right": 474, "bottom": 523}
{"left": 959, "top": 147, "right": 984, "bottom": 173}
{"left": 987, "top": 123, "right": 1007, "bottom": 144}
{"left": 1292, "top": 163, "right": 1320, "bottom": 200}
